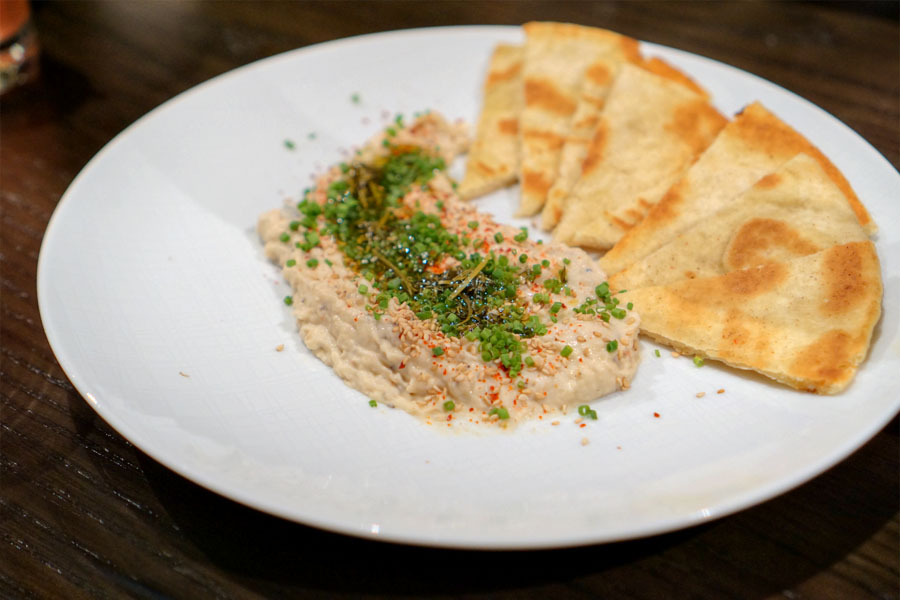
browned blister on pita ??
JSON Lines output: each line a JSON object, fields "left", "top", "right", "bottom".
{"left": 518, "top": 22, "right": 641, "bottom": 216}
{"left": 600, "top": 101, "right": 876, "bottom": 276}
{"left": 609, "top": 153, "right": 870, "bottom": 291}
{"left": 553, "top": 62, "right": 726, "bottom": 249}
{"left": 458, "top": 44, "right": 524, "bottom": 200}
{"left": 618, "top": 241, "right": 882, "bottom": 394}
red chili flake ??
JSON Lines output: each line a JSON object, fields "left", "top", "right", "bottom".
{"left": 653, "top": 412, "right": 660, "bottom": 418}
{"left": 399, "top": 361, "right": 406, "bottom": 369}
{"left": 579, "top": 423, "right": 586, "bottom": 428}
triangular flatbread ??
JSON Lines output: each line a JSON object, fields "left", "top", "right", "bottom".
{"left": 458, "top": 44, "right": 524, "bottom": 200}
{"left": 518, "top": 22, "right": 641, "bottom": 216}
{"left": 599, "top": 101, "right": 876, "bottom": 275}
{"left": 618, "top": 241, "right": 882, "bottom": 394}
{"left": 609, "top": 153, "right": 870, "bottom": 290}
{"left": 553, "top": 63, "right": 726, "bottom": 249}
{"left": 539, "top": 56, "right": 670, "bottom": 230}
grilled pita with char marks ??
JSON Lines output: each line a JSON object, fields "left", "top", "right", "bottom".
{"left": 553, "top": 62, "right": 726, "bottom": 249}
{"left": 600, "top": 101, "right": 876, "bottom": 276}
{"left": 517, "top": 22, "right": 641, "bottom": 216}
{"left": 542, "top": 56, "right": 712, "bottom": 230}
{"left": 458, "top": 44, "right": 524, "bottom": 200}
{"left": 618, "top": 241, "right": 882, "bottom": 394}
{"left": 609, "top": 153, "right": 870, "bottom": 291}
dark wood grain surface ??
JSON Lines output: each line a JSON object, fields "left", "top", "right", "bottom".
{"left": 2, "top": 2, "right": 898, "bottom": 598}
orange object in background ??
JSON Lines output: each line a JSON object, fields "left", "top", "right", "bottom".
{"left": 0, "top": 0, "right": 39, "bottom": 94}
{"left": 0, "top": 0, "right": 31, "bottom": 38}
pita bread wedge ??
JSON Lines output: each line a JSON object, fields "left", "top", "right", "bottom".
{"left": 553, "top": 63, "right": 726, "bottom": 249}
{"left": 600, "top": 101, "right": 876, "bottom": 276}
{"left": 619, "top": 241, "right": 882, "bottom": 394}
{"left": 542, "top": 57, "right": 712, "bottom": 230}
{"left": 517, "top": 22, "right": 640, "bottom": 216}
{"left": 610, "top": 153, "right": 870, "bottom": 291}
{"left": 458, "top": 44, "right": 524, "bottom": 200}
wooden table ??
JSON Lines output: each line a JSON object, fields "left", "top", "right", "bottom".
{"left": 3, "top": 2, "right": 897, "bottom": 597}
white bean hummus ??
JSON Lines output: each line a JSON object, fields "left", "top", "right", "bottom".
{"left": 259, "top": 113, "right": 640, "bottom": 427}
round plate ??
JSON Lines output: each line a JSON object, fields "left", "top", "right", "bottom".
{"left": 38, "top": 26, "right": 900, "bottom": 549}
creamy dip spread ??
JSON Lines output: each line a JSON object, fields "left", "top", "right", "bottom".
{"left": 258, "top": 112, "right": 640, "bottom": 426}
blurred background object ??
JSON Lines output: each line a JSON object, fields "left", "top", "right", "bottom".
{"left": 0, "top": 0, "right": 39, "bottom": 94}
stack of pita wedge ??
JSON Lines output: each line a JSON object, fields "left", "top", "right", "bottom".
{"left": 460, "top": 22, "right": 882, "bottom": 393}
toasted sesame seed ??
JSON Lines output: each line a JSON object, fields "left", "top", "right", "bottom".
{"left": 717, "top": 388, "right": 725, "bottom": 394}
{"left": 275, "top": 344, "right": 285, "bottom": 352}
{"left": 696, "top": 392, "right": 706, "bottom": 398}
{"left": 670, "top": 351, "right": 681, "bottom": 358}
{"left": 581, "top": 437, "right": 589, "bottom": 446}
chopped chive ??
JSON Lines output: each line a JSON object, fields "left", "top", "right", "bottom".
{"left": 489, "top": 406, "right": 510, "bottom": 419}
{"left": 606, "top": 340, "right": 618, "bottom": 353}
{"left": 655, "top": 349, "right": 661, "bottom": 357}
{"left": 494, "top": 232, "right": 504, "bottom": 243}
{"left": 286, "top": 259, "right": 297, "bottom": 267}
{"left": 369, "top": 399, "right": 377, "bottom": 407}
{"left": 560, "top": 345, "right": 573, "bottom": 358}
{"left": 432, "top": 346, "right": 444, "bottom": 356}
{"left": 468, "top": 220, "right": 479, "bottom": 229}
{"left": 284, "top": 139, "right": 295, "bottom": 150}
{"left": 578, "top": 404, "right": 590, "bottom": 416}
{"left": 283, "top": 296, "right": 293, "bottom": 306}
{"left": 351, "top": 93, "right": 361, "bottom": 104}
{"left": 358, "top": 284, "right": 368, "bottom": 294}
{"left": 519, "top": 254, "right": 528, "bottom": 263}
{"left": 524, "top": 356, "right": 535, "bottom": 367}
{"left": 693, "top": 356, "right": 704, "bottom": 367}
{"left": 627, "top": 302, "right": 633, "bottom": 310}
{"left": 443, "top": 400, "right": 455, "bottom": 411}
{"left": 289, "top": 220, "right": 301, "bottom": 231}
{"left": 563, "top": 258, "right": 571, "bottom": 265}
{"left": 306, "top": 258, "right": 319, "bottom": 268}
{"left": 279, "top": 232, "right": 290, "bottom": 243}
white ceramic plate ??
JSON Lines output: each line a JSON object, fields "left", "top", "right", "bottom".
{"left": 38, "top": 26, "right": 900, "bottom": 549}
